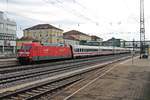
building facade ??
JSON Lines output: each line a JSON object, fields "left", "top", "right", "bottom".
{"left": 123, "top": 41, "right": 150, "bottom": 48}
{"left": 102, "top": 37, "right": 125, "bottom": 47}
{"left": 0, "top": 11, "right": 16, "bottom": 55}
{"left": 23, "top": 24, "right": 63, "bottom": 44}
{"left": 86, "top": 35, "right": 103, "bottom": 46}
{"left": 63, "top": 35, "right": 79, "bottom": 45}
{"left": 63, "top": 30, "right": 91, "bottom": 42}
{"left": 91, "top": 35, "right": 103, "bottom": 42}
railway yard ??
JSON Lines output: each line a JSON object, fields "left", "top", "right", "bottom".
{"left": 0, "top": 0, "right": 150, "bottom": 100}
{"left": 0, "top": 54, "right": 150, "bottom": 100}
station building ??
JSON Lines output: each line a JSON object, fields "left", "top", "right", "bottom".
{"left": 63, "top": 30, "right": 91, "bottom": 45}
{"left": 0, "top": 11, "right": 17, "bottom": 56}
{"left": 63, "top": 30, "right": 91, "bottom": 41}
{"left": 87, "top": 35, "right": 103, "bottom": 46}
{"left": 91, "top": 35, "right": 103, "bottom": 42}
{"left": 63, "top": 35, "right": 80, "bottom": 45}
{"left": 23, "top": 24, "right": 64, "bottom": 44}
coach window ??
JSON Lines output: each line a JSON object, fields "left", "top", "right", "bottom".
{"left": 74, "top": 49, "right": 77, "bottom": 52}
{"left": 75, "top": 48, "right": 77, "bottom": 52}
{"left": 79, "top": 48, "right": 80, "bottom": 52}
{"left": 89, "top": 49, "right": 90, "bottom": 52}
{"left": 82, "top": 49, "right": 84, "bottom": 52}
{"left": 78, "top": 48, "right": 80, "bottom": 52}
{"left": 80, "top": 49, "right": 82, "bottom": 52}
{"left": 22, "top": 45, "right": 32, "bottom": 50}
{"left": 83, "top": 49, "right": 85, "bottom": 52}
{"left": 85, "top": 49, "right": 87, "bottom": 52}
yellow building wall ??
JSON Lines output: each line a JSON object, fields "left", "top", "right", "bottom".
{"left": 23, "top": 29, "right": 63, "bottom": 43}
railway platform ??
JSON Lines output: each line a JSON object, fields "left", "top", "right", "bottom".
{"left": 61, "top": 56, "right": 150, "bottom": 100}
{"left": 0, "top": 54, "right": 16, "bottom": 59}
{"left": 0, "top": 58, "right": 16, "bottom": 62}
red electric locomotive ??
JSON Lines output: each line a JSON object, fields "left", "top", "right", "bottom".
{"left": 17, "top": 42, "right": 73, "bottom": 63}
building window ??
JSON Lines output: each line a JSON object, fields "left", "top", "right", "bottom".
{"left": 7, "top": 24, "right": 16, "bottom": 31}
{"left": 0, "top": 23, "right": 4, "bottom": 29}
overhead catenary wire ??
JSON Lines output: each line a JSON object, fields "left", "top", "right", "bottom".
{"left": 42, "top": 0, "right": 99, "bottom": 25}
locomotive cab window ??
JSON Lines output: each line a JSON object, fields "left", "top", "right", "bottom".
{"left": 21, "top": 45, "right": 32, "bottom": 50}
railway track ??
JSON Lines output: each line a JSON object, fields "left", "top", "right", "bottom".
{"left": 0, "top": 55, "right": 134, "bottom": 100}
{"left": 0, "top": 54, "right": 129, "bottom": 87}
{"left": 0, "top": 58, "right": 18, "bottom": 68}
{"left": 1, "top": 76, "right": 81, "bottom": 100}
{"left": 0, "top": 54, "right": 128, "bottom": 74}
{"left": 0, "top": 54, "right": 131, "bottom": 100}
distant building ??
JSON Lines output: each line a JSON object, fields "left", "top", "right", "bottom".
{"left": 63, "top": 35, "right": 79, "bottom": 45}
{"left": 63, "top": 30, "right": 91, "bottom": 45}
{"left": 102, "top": 37, "right": 125, "bottom": 47}
{"left": 86, "top": 35, "right": 103, "bottom": 46}
{"left": 123, "top": 41, "right": 150, "bottom": 48}
{"left": 63, "top": 30, "right": 91, "bottom": 41}
{"left": 23, "top": 24, "right": 63, "bottom": 44}
{"left": 91, "top": 35, "right": 103, "bottom": 42}
{"left": 0, "top": 11, "right": 17, "bottom": 55}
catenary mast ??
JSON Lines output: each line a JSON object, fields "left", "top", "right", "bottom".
{"left": 140, "top": 0, "right": 146, "bottom": 58}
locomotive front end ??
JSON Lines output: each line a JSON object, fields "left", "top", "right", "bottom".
{"left": 17, "top": 44, "right": 32, "bottom": 63}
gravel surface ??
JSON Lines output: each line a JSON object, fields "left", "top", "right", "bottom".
{"left": 51, "top": 57, "right": 150, "bottom": 100}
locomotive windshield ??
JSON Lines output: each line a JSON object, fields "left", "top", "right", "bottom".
{"left": 21, "top": 45, "right": 32, "bottom": 50}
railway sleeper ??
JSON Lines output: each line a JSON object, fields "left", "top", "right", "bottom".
{"left": 18, "top": 94, "right": 29, "bottom": 98}
{"left": 37, "top": 88, "right": 48, "bottom": 91}
{"left": 32, "top": 90, "right": 42, "bottom": 93}
{"left": 42, "top": 86, "right": 51, "bottom": 89}
{"left": 11, "top": 96, "right": 19, "bottom": 99}
{"left": 26, "top": 91, "right": 37, "bottom": 95}
{"left": 25, "top": 78, "right": 81, "bottom": 100}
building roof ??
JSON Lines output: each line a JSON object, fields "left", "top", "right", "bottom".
{"left": 24, "top": 24, "right": 63, "bottom": 31}
{"left": 91, "top": 35, "right": 100, "bottom": 38}
{"left": 63, "top": 35, "right": 79, "bottom": 41}
{"left": 63, "top": 30, "right": 90, "bottom": 37}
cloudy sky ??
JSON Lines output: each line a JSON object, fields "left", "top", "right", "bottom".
{"left": 0, "top": 0, "right": 150, "bottom": 41}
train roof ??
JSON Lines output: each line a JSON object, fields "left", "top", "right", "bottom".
{"left": 72, "top": 45, "right": 132, "bottom": 50}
